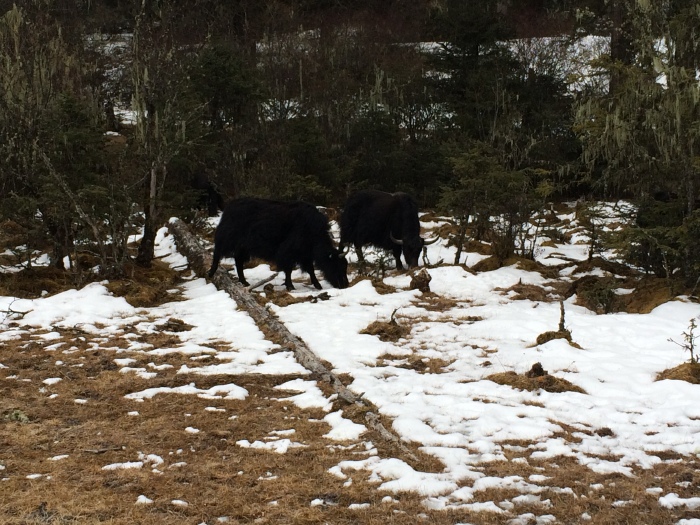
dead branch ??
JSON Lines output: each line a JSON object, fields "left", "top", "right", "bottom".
{"left": 558, "top": 300, "right": 566, "bottom": 332}
{"left": 82, "top": 446, "right": 123, "bottom": 454}
{"left": 247, "top": 273, "right": 278, "bottom": 291}
{"left": 1, "top": 299, "right": 31, "bottom": 320}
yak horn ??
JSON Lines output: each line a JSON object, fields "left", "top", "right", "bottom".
{"left": 423, "top": 234, "right": 440, "bottom": 245}
{"left": 339, "top": 244, "right": 351, "bottom": 256}
{"left": 389, "top": 232, "right": 403, "bottom": 245}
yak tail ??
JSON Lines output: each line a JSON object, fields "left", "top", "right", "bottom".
{"left": 208, "top": 245, "right": 221, "bottom": 277}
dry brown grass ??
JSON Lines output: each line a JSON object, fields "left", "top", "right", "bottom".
{"left": 105, "top": 261, "right": 185, "bottom": 307}
{"left": 486, "top": 369, "right": 587, "bottom": 395}
{"left": 656, "top": 362, "right": 700, "bottom": 384}
{"left": 2, "top": 311, "right": 696, "bottom": 524}
{"left": 498, "top": 282, "right": 558, "bottom": 302}
{"left": 0, "top": 266, "right": 75, "bottom": 299}
{"left": 619, "top": 277, "right": 676, "bottom": 314}
{"left": 463, "top": 239, "right": 493, "bottom": 256}
{"left": 398, "top": 356, "right": 454, "bottom": 374}
{"left": 472, "top": 452, "right": 700, "bottom": 525}
{"left": 411, "top": 292, "right": 464, "bottom": 312}
{"left": 360, "top": 319, "right": 410, "bottom": 342}
{"left": 534, "top": 329, "right": 582, "bottom": 349}
{"left": 571, "top": 257, "right": 637, "bottom": 278}
{"left": 471, "top": 256, "right": 561, "bottom": 281}
{"left": 0, "top": 328, "right": 492, "bottom": 525}
{"left": 369, "top": 278, "right": 398, "bottom": 295}
{"left": 568, "top": 272, "right": 677, "bottom": 315}
{"left": 257, "top": 289, "right": 331, "bottom": 308}
{"left": 471, "top": 255, "right": 503, "bottom": 273}
{"left": 0, "top": 255, "right": 184, "bottom": 308}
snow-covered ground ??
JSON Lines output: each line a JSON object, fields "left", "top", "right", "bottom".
{"left": 1, "top": 202, "right": 699, "bottom": 522}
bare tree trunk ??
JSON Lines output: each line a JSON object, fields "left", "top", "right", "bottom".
{"left": 609, "top": 0, "right": 633, "bottom": 97}
{"left": 136, "top": 164, "right": 161, "bottom": 267}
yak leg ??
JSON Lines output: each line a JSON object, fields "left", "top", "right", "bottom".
{"left": 393, "top": 245, "right": 404, "bottom": 270}
{"left": 354, "top": 243, "right": 365, "bottom": 263}
{"left": 282, "top": 268, "right": 296, "bottom": 291}
{"left": 300, "top": 258, "right": 322, "bottom": 290}
{"left": 279, "top": 262, "right": 296, "bottom": 291}
{"left": 234, "top": 254, "right": 250, "bottom": 286}
{"left": 208, "top": 246, "right": 222, "bottom": 278}
{"left": 304, "top": 265, "right": 323, "bottom": 290}
{"left": 309, "top": 274, "right": 322, "bottom": 289}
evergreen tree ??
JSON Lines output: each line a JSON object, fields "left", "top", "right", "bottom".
{"left": 0, "top": 3, "right": 134, "bottom": 275}
{"left": 574, "top": 0, "right": 700, "bottom": 283}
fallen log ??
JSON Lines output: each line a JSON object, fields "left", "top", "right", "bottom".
{"left": 167, "top": 218, "right": 417, "bottom": 461}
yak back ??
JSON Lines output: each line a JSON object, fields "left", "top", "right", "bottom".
{"left": 340, "top": 190, "right": 421, "bottom": 249}
{"left": 214, "top": 197, "right": 335, "bottom": 265}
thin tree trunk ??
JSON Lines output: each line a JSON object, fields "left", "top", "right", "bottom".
{"left": 136, "top": 165, "right": 159, "bottom": 267}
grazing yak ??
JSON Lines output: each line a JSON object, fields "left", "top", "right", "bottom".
{"left": 339, "top": 189, "right": 438, "bottom": 269}
{"left": 208, "top": 197, "right": 349, "bottom": 291}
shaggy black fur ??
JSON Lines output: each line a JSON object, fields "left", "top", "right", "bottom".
{"left": 208, "top": 197, "right": 348, "bottom": 290}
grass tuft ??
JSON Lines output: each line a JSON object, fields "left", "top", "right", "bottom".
{"left": 656, "top": 362, "right": 700, "bottom": 384}
{"left": 105, "top": 261, "right": 183, "bottom": 307}
{"left": 486, "top": 364, "right": 586, "bottom": 394}
{"left": 361, "top": 315, "right": 410, "bottom": 342}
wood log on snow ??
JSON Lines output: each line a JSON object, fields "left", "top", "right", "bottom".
{"left": 167, "top": 218, "right": 417, "bottom": 462}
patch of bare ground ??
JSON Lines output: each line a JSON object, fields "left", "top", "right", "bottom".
{"left": 0, "top": 266, "right": 76, "bottom": 299}
{"left": 486, "top": 363, "right": 586, "bottom": 394}
{"left": 360, "top": 318, "right": 410, "bottom": 342}
{"left": 471, "top": 255, "right": 560, "bottom": 280}
{"left": 0, "top": 331, "right": 461, "bottom": 525}
{"left": 376, "top": 353, "right": 455, "bottom": 375}
{"left": 2, "top": 329, "right": 696, "bottom": 523}
{"left": 410, "top": 292, "right": 465, "bottom": 312}
{"left": 0, "top": 219, "right": 27, "bottom": 248}
{"left": 535, "top": 329, "right": 582, "bottom": 349}
{"left": 348, "top": 276, "right": 398, "bottom": 295}
{"left": 468, "top": 453, "right": 700, "bottom": 524}
{"left": 256, "top": 289, "right": 333, "bottom": 308}
{"left": 618, "top": 276, "right": 677, "bottom": 314}
{"left": 568, "top": 273, "right": 678, "bottom": 315}
{"left": 656, "top": 362, "right": 700, "bottom": 384}
{"left": 571, "top": 257, "right": 637, "bottom": 278}
{"left": 497, "top": 282, "right": 559, "bottom": 302}
{"left": 0, "top": 258, "right": 184, "bottom": 308}
{"left": 471, "top": 255, "right": 505, "bottom": 273}
{"left": 564, "top": 259, "right": 688, "bottom": 314}
{"left": 126, "top": 328, "right": 187, "bottom": 353}
{"left": 463, "top": 239, "right": 493, "bottom": 256}
{"left": 105, "top": 261, "right": 186, "bottom": 307}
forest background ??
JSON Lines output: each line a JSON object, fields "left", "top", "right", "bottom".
{"left": 1, "top": 0, "right": 699, "bottom": 289}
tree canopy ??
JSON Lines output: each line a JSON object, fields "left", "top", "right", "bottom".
{"left": 1, "top": 0, "right": 698, "bottom": 283}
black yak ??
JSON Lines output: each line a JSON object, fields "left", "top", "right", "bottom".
{"left": 191, "top": 172, "right": 225, "bottom": 217}
{"left": 208, "top": 197, "right": 349, "bottom": 291}
{"left": 339, "top": 190, "right": 438, "bottom": 269}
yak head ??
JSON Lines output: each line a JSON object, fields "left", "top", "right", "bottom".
{"left": 315, "top": 247, "right": 349, "bottom": 289}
